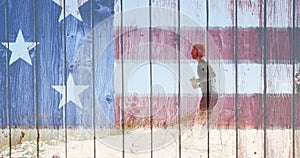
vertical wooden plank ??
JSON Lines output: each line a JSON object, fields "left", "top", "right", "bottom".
{"left": 0, "top": 0, "right": 6, "bottom": 128}
{"left": 179, "top": 0, "right": 209, "bottom": 157}
{"left": 35, "top": 0, "right": 65, "bottom": 157}
{"left": 292, "top": 0, "right": 296, "bottom": 157}
{"left": 296, "top": 80, "right": 300, "bottom": 157}
{"left": 112, "top": 1, "right": 125, "bottom": 157}
{"left": 151, "top": 0, "right": 179, "bottom": 157}
{"left": 63, "top": 0, "right": 94, "bottom": 157}
{"left": 237, "top": 0, "right": 264, "bottom": 157}
{"left": 33, "top": 0, "right": 39, "bottom": 156}
{"left": 0, "top": 0, "right": 8, "bottom": 157}
{"left": 114, "top": 0, "right": 153, "bottom": 156}
{"left": 266, "top": 0, "right": 293, "bottom": 157}
{"left": 0, "top": 0, "right": 4, "bottom": 41}
{"left": 208, "top": 0, "right": 236, "bottom": 157}
{"left": 294, "top": 0, "right": 300, "bottom": 157}
{"left": 8, "top": 0, "right": 35, "bottom": 126}
{"left": 92, "top": 0, "right": 116, "bottom": 157}
{"left": 3, "top": 0, "right": 38, "bottom": 157}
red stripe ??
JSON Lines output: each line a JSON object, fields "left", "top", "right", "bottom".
{"left": 114, "top": 28, "right": 295, "bottom": 62}
{"left": 114, "top": 94, "right": 299, "bottom": 128}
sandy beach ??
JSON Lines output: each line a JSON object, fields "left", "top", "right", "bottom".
{"left": 1, "top": 125, "right": 298, "bottom": 158}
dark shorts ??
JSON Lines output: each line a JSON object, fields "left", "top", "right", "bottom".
{"left": 199, "top": 92, "right": 218, "bottom": 111}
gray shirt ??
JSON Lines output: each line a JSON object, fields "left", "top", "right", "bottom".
{"left": 196, "top": 60, "right": 217, "bottom": 94}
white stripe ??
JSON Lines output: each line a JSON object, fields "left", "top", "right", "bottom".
{"left": 237, "top": 0, "right": 261, "bottom": 27}
{"left": 114, "top": 0, "right": 292, "bottom": 27}
{"left": 266, "top": 0, "right": 292, "bottom": 27}
{"left": 114, "top": 7, "right": 180, "bottom": 28}
{"left": 180, "top": 0, "right": 206, "bottom": 27}
{"left": 114, "top": 61, "right": 294, "bottom": 94}
{"left": 266, "top": 63, "right": 293, "bottom": 94}
{"left": 114, "top": 0, "right": 150, "bottom": 27}
{"left": 208, "top": 0, "right": 233, "bottom": 27}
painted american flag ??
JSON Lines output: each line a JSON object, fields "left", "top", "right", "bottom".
{"left": 0, "top": 0, "right": 299, "bottom": 135}
{"left": 0, "top": 0, "right": 300, "bottom": 157}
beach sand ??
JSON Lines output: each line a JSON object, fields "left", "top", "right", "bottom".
{"left": 0, "top": 125, "right": 297, "bottom": 158}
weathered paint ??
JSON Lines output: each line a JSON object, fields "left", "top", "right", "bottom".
{"left": 237, "top": 1, "right": 263, "bottom": 156}
{"left": 1, "top": 0, "right": 114, "bottom": 156}
{"left": 266, "top": 0, "right": 293, "bottom": 27}
{"left": 114, "top": 53, "right": 293, "bottom": 95}
{"left": 2, "top": 1, "right": 39, "bottom": 157}
{"left": 0, "top": 1, "right": 6, "bottom": 129}
{"left": 0, "top": 0, "right": 299, "bottom": 157}
{"left": 296, "top": 0, "right": 300, "bottom": 157}
{"left": 237, "top": 0, "right": 263, "bottom": 27}
{"left": 114, "top": 94, "right": 298, "bottom": 128}
{"left": 208, "top": 0, "right": 235, "bottom": 27}
{"left": 0, "top": 0, "right": 114, "bottom": 127}
{"left": 265, "top": 0, "right": 293, "bottom": 157}
{"left": 114, "top": 28, "right": 297, "bottom": 62}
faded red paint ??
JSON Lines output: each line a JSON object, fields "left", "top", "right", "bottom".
{"left": 115, "top": 28, "right": 295, "bottom": 62}
{"left": 266, "top": 29, "right": 292, "bottom": 62}
{"left": 114, "top": 94, "right": 298, "bottom": 128}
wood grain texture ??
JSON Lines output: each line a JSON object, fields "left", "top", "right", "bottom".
{"left": 0, "top": 0, "right": 299, "bottom": 157}
{"left": 0, "top": 0, "right": 114, "bottom": 156}
{"left": 73, "top": 5, "right": 115, "bottom": 158}
{"left": 152, "top": 0, "right": 179, "bottom": 156}
{"left": 115, "top": 0, "right": 152, "bottom": 156}
{"left": 114, "top": 94, "right": 298, "bottom": 128}
{"left": 295, "top": 29, "right": 300, "bottom": 63}
{"left": 5, "top": 0, "right": 38, "bottom": 157}
{"left": 35, "top": 0, "right": 66, "bottom": 156}
{"left": 115, "top": 28, "right": 295, "bottom": 62}
{"left": 296, "top": 95, "right": 300, "bottom": 157}
{"left": 237, "top": 1, "right": 264, "bottom": 157}
{"left": 0, "top": 0, "right": 7, "bottom": 128}
{"left": 238, "top": 129, "right": 264, "bottom": 157}
{"left": 0, "top": 1, "right": 9, "bottom": 155}
{"left": 8, "top": 0, "right": 35, "bottom": 127}
{"left": 64, "top": 0, "right": 92, "bottom": 156}
{"left": 237, "top": 0, "right": 262, "bottom": 27}
{"left": 266, "top": 0, "right": 293, "bottom": 27}
{"left": 266, "top": 0, "right": 293, "bottom": 157}
{"left": 207, "top": 1, "right": 235, "bottom": 157}
{"left": 179, "top": 0, "right": 207, "bottom": 27}
{"left": 295, "top": 0, "right": 300, "bottom": 157}
{"left": 35, "top": 0, "right": 62, "bottom": 127}
{"left": 208, "top": 0, "right": 234, "bottom": 27}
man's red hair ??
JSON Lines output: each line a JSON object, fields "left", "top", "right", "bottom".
{"left": 191, "top": 44, "right": 206, "bottom": 60}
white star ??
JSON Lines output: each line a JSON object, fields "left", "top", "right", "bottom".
{"left": 53, "top": 0, "right": 88, "bottom": 22}
{"left": 2, "top": 30, "right": 39, "bottom": 65}
{"left": 52, "top": 73, "right": 89, "bottom": 109}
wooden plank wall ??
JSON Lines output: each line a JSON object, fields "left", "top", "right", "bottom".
{"left": 0, "top": 0, "right": 299, "bottom": 157}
